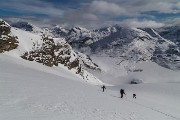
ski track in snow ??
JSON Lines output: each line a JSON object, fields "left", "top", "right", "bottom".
{"left": 1, "top": 55, "right": 180, "bottom": 120}
{"left": 111, "top": 95, "right": 180, "bottom": 120}
{"left": 1, "top": 19, "right": 180, "bottom": 120}
{"left": 128, "top": 100, "right": 180, "bottom": 120}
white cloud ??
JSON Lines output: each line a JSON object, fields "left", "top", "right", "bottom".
{"left": 82, "top": 13, "right": 99, "bottom": 21}
{"left": 89, "top": 0, "right": 180, "bottom": 16}
{"left": 1, "top": 0, "right": 179, "bottom": 28}
{"left": 0, "top": 0, "right": 64, "bottom": 17}
{"left": 135, "top": 1, "right": 180, "bottom": 14}
{"left": 164, "top": 17, "right": 180, "bottom": 26}
{"left": 88, "top": 1, "right": 127, "bottom": 16}
{"left": 121, "top": 19, "right": 165, "bottom": 28}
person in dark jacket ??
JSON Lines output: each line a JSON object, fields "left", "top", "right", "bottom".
{"left": 101, "top": 85, "right": 106, "bottom": 92}
{"left": 120, "top": 89, "right": 126, "bottom": 98}
{"left": 133, "top": 94, "right": 136, "bottom": 99}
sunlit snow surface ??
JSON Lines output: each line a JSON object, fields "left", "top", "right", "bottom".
{"left": 1, "top": 53, "right": 180, "bottom": 120}
{"left": 0, "top": 23, "right": 180, "bottom": 120}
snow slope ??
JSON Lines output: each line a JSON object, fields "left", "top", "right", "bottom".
{"left": 0, "top": 54, "right": 180, "bottom": 120}
{"left": 2, "top": 24, "right": 103, "bottom": 85}
{"left": 89, "top": 55, "right": 180, "bottom": 85}
{"left": 1, "top": 19, "right": 180, "bottom": 120}
{"left": 5, "top": 27, "right": 42, "bottom": 57}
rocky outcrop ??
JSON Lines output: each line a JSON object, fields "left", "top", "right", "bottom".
{"left": 21, "top": 35, "right": 81, "bottom": 73}
{"left": 0, "top": 19, "right": 18, "bottom": 53}
{"left": 66, "top": 27, "right": 94, "bottom": 48}
{"left": 77, "top": 52, "right": 101, "bottom": 71}
{"left": 11, "top": 21, "right": 33, "bottom": 31}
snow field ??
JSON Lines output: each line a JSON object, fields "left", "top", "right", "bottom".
{"left": 1, "top": 54, "right": 180, "bottom": 120}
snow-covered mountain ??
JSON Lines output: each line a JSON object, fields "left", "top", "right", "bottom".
{"left": 62, "top": 25, "right": 180, "bottom": 70}
{"left": 5, "top": 19, "right": 180, "bottom": 84}
{"left": 11, "top": 21, "right": 42, "bottom": 34}
{"left": 156, "top": 26, "right": 180, "bottom": 44}
{"left": 0, "top": 19, "right": 102, "bottom": 85}
{"left": 49, "top": 25, "right": 69, "bottom": 38}
{"left": 11, "top": 21, "right": 34, "bottom": 31}
{"left": 140, "top": 28, "right": 179, "bottom": 69}
{"left": 3, "top": 19, "right": 180, "bottom": 78}
{"left": 65, "top": 26, "right": 119, "bottom": 48}
{"left": 1, "top": 19, "right": 180, "bottom": 120}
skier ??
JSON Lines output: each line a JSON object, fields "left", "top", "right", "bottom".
{"left": 101, "top": 85, "right": 106, "bottom": 92}
{"left": 133, "top": 94, "right": 136, "bottom": 99}
{"left": 120, "top": 89, "right": 126, "bottom": 98}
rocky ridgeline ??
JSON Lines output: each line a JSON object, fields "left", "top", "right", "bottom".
{"left": 21, "top": 35, "right": 81, "bottom": 73}
{"left": 0, "top": 19, "right": 18, "bottom": 53}
{"left": 6, "top": 20, "right": 180, "bottom": 70}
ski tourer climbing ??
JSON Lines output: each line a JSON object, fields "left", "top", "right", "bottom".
{"left": 120, "top": 89, "right": 126, "bottom": 98}
{"left": 133, "top": 94, "right": 136, "bottom": 99}
{"left": 101, "top": 85, "right": 106, "bottom": 92}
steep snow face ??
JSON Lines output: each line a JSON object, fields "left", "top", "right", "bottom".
{"left": 8, "top": 28, "right": 42, "bottom": 57}
{"left": 156, "top": 26, "right": 180, "bottom": 44}
{"left": 142, "top": 28, "right": 175, "bottom": 51}
{"left": 143, "top": 28, "right": 180, "bottom": 69}
{"left": 90, "top": 27, "right": 156, "bottom": 62}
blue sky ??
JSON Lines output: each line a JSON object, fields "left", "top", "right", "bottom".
{"left": 0, "top": 0, "right": 179, "bottom": 28}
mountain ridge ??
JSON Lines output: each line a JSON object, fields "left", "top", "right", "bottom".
{"left": 1, "top": 19, "right": 180, "bottom": 85}
{"left": 60, "top": 25, "right": 180, "bottom": 70}
{"left": 0, "top": 19, "right": 103, "bottom": 85}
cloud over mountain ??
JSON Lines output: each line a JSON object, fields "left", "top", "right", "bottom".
{"left": 0, "top": 0, "right": 179, "bottom": 28}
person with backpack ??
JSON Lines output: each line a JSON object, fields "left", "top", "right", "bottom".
{"left": 120, "top": 89, "right": 126, "bottom": 98}
{"left": 133, "top": 94, "right": 136, "bottom": 99}
{"left": 101, "top": 85, "right": 106, "bottom": 92}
